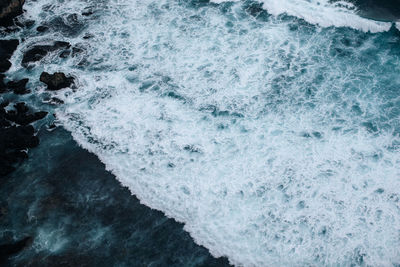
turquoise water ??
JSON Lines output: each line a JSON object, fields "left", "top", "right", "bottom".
{"left": 3, "top": 0, "right": 400, "bottom": 265}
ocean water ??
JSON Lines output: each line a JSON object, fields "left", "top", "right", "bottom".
{"left": 4, "top": 0, "right": 400, "bottom": 265}
{"left": 1, "top": 127, "right": 230, "bottom": 266}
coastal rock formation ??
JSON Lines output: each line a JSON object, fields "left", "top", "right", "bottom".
{"left": 0, "top": 0, "right": 25, "bottom": 26}
{"left": 0, "top": 100, "right": 47, "bottom": 177}
{"left": 40, "top": 71, "right": 74, "bottom": 90}
{"left": 6, "top": 78, "right": 29, "bottom": 94}
{"left": 0, "top": 39, "right": 19, "bottom": 73}
{"left": 4, "top": 102, "right": 47, "bottom": 125}
{"left": 22, "top": 41, "right": 70, "bottom": 67}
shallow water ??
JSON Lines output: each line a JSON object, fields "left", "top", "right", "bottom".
{"left": 2, "top": 0, "right": 400, "bottom": 266}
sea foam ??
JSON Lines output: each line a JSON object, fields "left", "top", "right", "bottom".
{"left": 15, "top": 0, "right": 400, "bottom": 266}
{"left": 212, "top": 0, "right": 393, "bottom": 32}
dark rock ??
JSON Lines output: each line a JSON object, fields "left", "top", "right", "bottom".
{"left": 0, "top": 0, "right": 25, "bottom": 27}
{"left": 81, "top": 10, "right": 93, "bottom": 16}
{"left": 40, "top": 72, "right": 74, "bottom": 90}
{"left": 0, "top": 60, "right": 11, "bottom": 72}
{"left": 36, "top": 25, "right": 49, "bottom": 32}
{"left": 14, "top": 102, "right": 28, "bottom": 113}
{"left": 0, "top": 39, "right": 19, "bottom": 61}
{"left": 59, "top": 49, "right": 71, "bottom": 58}
{"left": 72, "top": 46, "right": 84, "bottom": 56}
{"left": 50, "top": 97, "right": 64, "bottom": 105}
{"left": 7, "top": 78, "right": 29, "bottom": 94}
{"left": 0, "top": 74, "right": 6, "bottom": 92}
{"left": 0, "top": 125, "right": 39, "bottom": 150}
{"left": 0, "top": 236, "right": 33, "bottom": 263}
{"left": 22, "top": 41, "right": 70, "bottom": 66}
{"left": 15, "top": 18, "right": 34, "bottom": 28}
{"left": 83, "top": 33, "right": 94, "bottom": 39}
{"left": 4, "top": 103, "right": 47, "bottom": 125}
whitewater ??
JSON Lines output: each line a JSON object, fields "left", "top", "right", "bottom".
{"left": 8, "top": 0, "right": 400, "bottom": 265}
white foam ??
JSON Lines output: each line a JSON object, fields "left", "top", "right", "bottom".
{"left": 212, "top": 0, "right": 392, "bottom": 32}
{"left": 19, "top": 0, "right": 400, "bottom": 265}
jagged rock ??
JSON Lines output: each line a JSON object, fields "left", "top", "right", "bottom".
{"left": 81, "top": 9, "right": 93, "bottom": 16}
{"left": 0, "top": 0, "right": 25, "bottom": 26}
{"left": 59, "top": 49, "right": 71, "bottom": 58}
{"left": 5, "top": 110, "right": 47, "bottom": 125}
{"left": 36, "top": 25, "right": 48, "bottom": 32}
{"left": 0, "top": 39, "right": 19, "bottom": 73}
{"left": 40, "top": 72, "right": 74, "bottom": 90}
{"left": 0, "top": 125, "right": 39, "bottom": 150}
{"left": 21, "top": 41, "right": 70, "bottom": 66}
{"left": 0, "top": 60, "right": 11, "bottom": 72}
{"left": 0, "top": 100, "right": 46, "bottom": 177}
{"left": 14, "top": 18, "right": 34, "bottom": 28}
{"left": 0, "top": 74, "right": 5, "bottom": 92}
{"left": 0, "top": 39, "right": 19, "bottom": 60}
{"left": 3, "top": 102, "right": 47, "bottom": 125}
{"left": 6, "top": 78, "right": 29, "bottom": 94}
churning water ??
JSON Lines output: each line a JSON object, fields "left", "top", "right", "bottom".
{"left": 7, "top": 0, "right": 400, "bottom": 265}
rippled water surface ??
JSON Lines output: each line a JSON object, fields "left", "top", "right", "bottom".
{"left": 3, "top": 0, "right": 400, "bottom": 265}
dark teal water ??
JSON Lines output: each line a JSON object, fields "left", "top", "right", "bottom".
{"left": 1, "top": 0, "right": 400, "bottom": 266}
{"left": 0, "top": 126, "right": 230, "bottom": 266}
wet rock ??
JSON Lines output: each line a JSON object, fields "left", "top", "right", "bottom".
{"left": 0, "top": 125, "right": 39, "bottom": 152}
{"left": 81, "top": 9, "right": 93, "bottom": 16}
{"left": 36, "top": 25, "right": 49, "bottom": 32}
{"left": 0, "top": 236, "right": 33, "bottom": 263}
{"left": 0, "top": 0, "right": 25, "bottom": 27}
{"left": 40, "top": 72, "right": 74, "bottom": 90}
{"left": 22, "top": 41, "right": 70, "bottom": 66}
{"left": 59, "top": 49, "right": 71, "bottom": 58}
{"left": 3, "top": 102, "right": 47, "bottom": 125}
{"left": 5, "top": 109, "right": 47, "bottom": 126}
{"left": 0, "top": 39, "right": 19, "bottom": 60}
{"left": 83, "top": 33, "right": 94, "bottom": 39}
{"left": 6, "top": 78, "right": 30, "bottom": 94}
{"left": 0, "top": 99, "right": 45, "bottom": 177}
{"left": 72, "top": 46, "right": 84, "bottom": 57}
{"left": 0, "top": 60, "right": 11, "bottom": 72}
{"left": 0, "top": 74, "right": 5, "bottom": 92}
{"left": 50, "top": 97, "right": 64, "bottom": 105}
{"left": 15, "top": 18, "right": 34, "bottom": 28}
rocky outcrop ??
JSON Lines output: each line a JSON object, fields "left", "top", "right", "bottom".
{"left": 0, "top": 39, "right": 19, "bottom": 73}
{"left": 40, "top": 71, "right": 74, "bottom": 90}
{"left": 6, "top": 78, "right": 30, "bottom": 94}
{"left": 4, "top": 102, "right": 47, "bottom": 125}
{"left": 22, "top": 41, "right": 70, "bottom": 67}
{"left": 0, "top": 0, "right": 25, "bottom": 26}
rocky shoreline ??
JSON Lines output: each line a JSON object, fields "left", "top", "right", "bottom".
{"left": 0, "top": 1, "right": 232, "bottom": 266}
{"left": 0, "top": 0, "right": 77, "bottom": 262}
